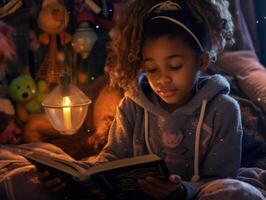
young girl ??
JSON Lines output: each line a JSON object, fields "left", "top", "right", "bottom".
{"left": 38, "top": 0, "right": 264, "bottom": 199}
{"left": 96, "top": 0, "right": 263, "bottom": 199}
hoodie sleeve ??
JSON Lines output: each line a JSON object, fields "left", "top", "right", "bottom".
{"left": 200, "top": 94, "right": 243, "bottom": 178}
{"left": 181, "top": 181, "right": 200, "bottom": 200}
{"left": 95, "top": 97, "right": 136, "bottom": 162}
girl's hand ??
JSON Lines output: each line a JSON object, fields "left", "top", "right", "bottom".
{"left": 138, "top": 174, "right": 186, "bottom": 200}
{"left": 36, "top": 170, "right": 66, "bottom": 193}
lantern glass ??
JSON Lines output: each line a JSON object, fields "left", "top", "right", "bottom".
{"left": 42, "top": 84, "right": 91, "bottom": 135}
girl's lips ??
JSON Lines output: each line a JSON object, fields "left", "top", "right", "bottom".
{"left": 158, "top": 89, "right": 178, "bottom": 97}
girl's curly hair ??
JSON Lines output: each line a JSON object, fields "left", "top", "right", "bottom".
{"left": 105, "top": 0, "right": 234, "bottom": 90}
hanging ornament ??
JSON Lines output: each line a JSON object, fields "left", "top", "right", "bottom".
{"left": 71, "top": 21, "right": 98, "bottom": 59}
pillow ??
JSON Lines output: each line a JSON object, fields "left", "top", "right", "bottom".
{"left": 214, "top": 50, "right": 266, "bottom": 113}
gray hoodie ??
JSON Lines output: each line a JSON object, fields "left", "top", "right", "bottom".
{"left": 96, "top": 74, "right": 243, "bottom": 199}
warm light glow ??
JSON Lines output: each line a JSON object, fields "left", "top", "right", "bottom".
{"left": 62, "top": 96, "right": 72, "bottom": 130}
{"left": 42, "top": 79, "right": 91, "bottom": 135}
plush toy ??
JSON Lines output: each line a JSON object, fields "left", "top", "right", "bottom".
{"left": 0, "top": 111, "right": 22, "bottom": 145}
{"left": 8, "top": 75, "right": 47, "bottom": 122}
{"left": 38, "top": 0, "right": 71, "bottom": 45}
{"left": 36, "top": 0, "right": 72, "bottom": 87}
{"left": 0, "top": 21, "right": 17, "bottom": 98}
{"left": 0, "top": 99, "right": 18, "bottom": 144}
{"left": 0, "top": 26, "right": 21, "bottom": 142}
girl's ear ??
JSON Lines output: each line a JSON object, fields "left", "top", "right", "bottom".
{"left": 199, "top": 53, "right": 209, "bottom": 72}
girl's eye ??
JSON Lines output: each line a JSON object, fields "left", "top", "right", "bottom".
{"left": 145, "top": 68, "right": 157, "bottom": 73}
{"left": 169, "top": 65, "right": 182, "bottom": 70}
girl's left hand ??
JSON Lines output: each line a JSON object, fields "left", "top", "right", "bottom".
{"left": 138, "top": 174, "right": 186, "bottom": 200}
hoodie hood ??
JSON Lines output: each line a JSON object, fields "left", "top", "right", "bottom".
{"left": 126, "top": 74, "right": 230, "bottom": 117}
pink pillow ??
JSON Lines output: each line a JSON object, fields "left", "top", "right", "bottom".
{"left": 214, "top": 50, "right": 266, "bottom": 112}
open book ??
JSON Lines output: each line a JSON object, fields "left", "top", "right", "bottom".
{"left": 25, "top": 153, "right": 169, "bottom": 199}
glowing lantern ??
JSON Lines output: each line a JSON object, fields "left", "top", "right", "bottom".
{"left": 42, "top": 73, "right": 91, "bottom": 135}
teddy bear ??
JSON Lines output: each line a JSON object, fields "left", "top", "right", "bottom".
{"left": 8, "top": 75, "right": 47, "bottom": 123}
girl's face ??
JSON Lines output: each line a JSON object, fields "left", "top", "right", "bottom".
{"left": 142, "top": 35, "right": 208, "bottom": 111}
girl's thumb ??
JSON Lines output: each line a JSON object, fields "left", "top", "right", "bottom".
{"left": 169, "top": 174, "right": 182, "bottom": 184}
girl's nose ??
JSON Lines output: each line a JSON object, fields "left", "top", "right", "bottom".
{"left": 157, "top": 73, "right": 172, "bottom": 85}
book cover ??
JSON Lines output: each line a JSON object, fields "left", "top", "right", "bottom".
{"left": 25, "top": 153, "right": 169, "bottom": 199}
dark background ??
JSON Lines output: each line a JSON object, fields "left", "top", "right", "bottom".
{"left": 1, "top": 0, "right": 266, "bottom": 81}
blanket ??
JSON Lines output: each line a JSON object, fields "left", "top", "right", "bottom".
{"left": 0, "top": 143, "right": 74, "bottom": 200}
{"left": 0, "top": 143, "right": 266, "bottom": 199}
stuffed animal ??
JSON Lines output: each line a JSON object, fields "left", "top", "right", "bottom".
{"left": 8, "top": 75, "right": 47, "bottom": 122}
{"left": 0, "top": 111, "right": 22, "bottom": 145}
{"left": 36, "top": 0, "right": 72, "bottom": 87}
{"left": 37, "top": 0, "right": 71, "bottom": 45}
{"left": 0, "top": 21, "right": 17, "bottom": 98}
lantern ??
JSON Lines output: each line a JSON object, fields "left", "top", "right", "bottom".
{"left": 42, "top": 73, "right": 91, "bottom": 135}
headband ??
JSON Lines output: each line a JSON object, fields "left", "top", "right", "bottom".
{"left": 147, "top": 1, "right": 205, "bottom": 52}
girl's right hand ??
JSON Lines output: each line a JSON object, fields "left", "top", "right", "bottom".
{"left": 36, "top": 170, "right": 66, "bottom": 193}
{"left": 138, "top": 174, "right": 186, "bottom": 199}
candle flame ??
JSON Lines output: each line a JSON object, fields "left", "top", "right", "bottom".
{"left": 62, "top": 96, "right": 72, "bottom": 131}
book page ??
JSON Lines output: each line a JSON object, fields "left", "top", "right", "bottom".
{"left": 78, "top": 154, "right": 162, "bottom": 180}
{"left": 84, "top": 155, "right": 169, "bottom": 199}
{"left": 53, "top": 158, "right": 88, "bottom": 173}
{"left": 25, "top": 153, "right": 87, "bottom": 177}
